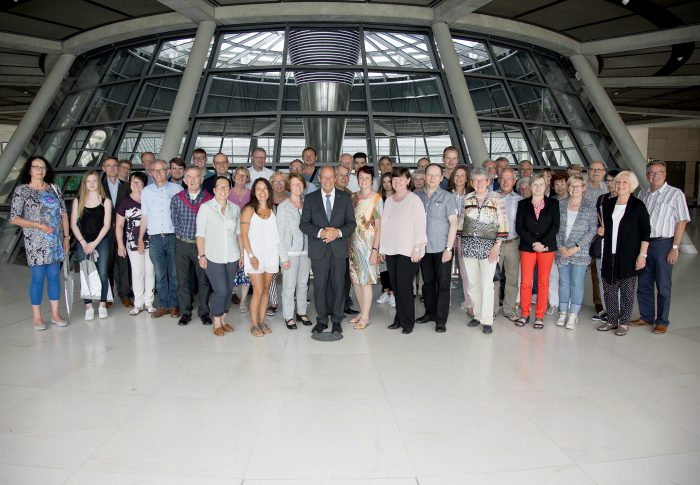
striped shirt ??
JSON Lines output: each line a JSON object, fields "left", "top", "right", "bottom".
{"left": 637, "top": 182, "right": 690, "bottom": 238}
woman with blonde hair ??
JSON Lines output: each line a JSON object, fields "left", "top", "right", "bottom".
{"left": 70, "top": 170, "right": 112, "bottom": 320}
{"left": 229, "top": 165, "right": 252, "bottom": 310}
{"left": 448, "top": 164, "right": 473, "bottom": 316}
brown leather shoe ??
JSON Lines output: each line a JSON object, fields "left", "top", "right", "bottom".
{"left": 222, "top": 323, "right": 234, "bottom": 333}
{"left": 231, "top": 294, "right": 241, "bottom": 305}
{"left": 121, "top": 297, "right": 134, "bottom": 308}
{"left": 151, "top": 307, "right": 171, "bottom": 318}
{"left": 213, "top": 326, "right": 224, "bottom": 337}
{"left": 630, "top": 318, "right": 651, "bottom": 326}
{"left": 106, "top": 301, "right": 113, "bottom": 309}
{"left": 653, "top": 324, "right": 667, "bottom": 335}
{"left": 170, "top": 307, "right": 181, "bottom": 318}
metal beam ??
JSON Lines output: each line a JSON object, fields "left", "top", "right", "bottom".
{"left": 615, "top": 105, "right": 700, "bottom": 119}
{"left": 157, "top": 0, "right": 216, "bottom": 23}
{"left": 581, "top": 25, "right": 700, "bottom": 55}
{"left": 0, "top": 32, "right": 63, "bottom": 55}
{"left": 0, "top": 75, "right": 45, "bottom": 86}
{"left": 433, "top": 0, "right": 493, "bottom": 23}
{"left": 600, "top": 76, "right": 700, "bottom": 88}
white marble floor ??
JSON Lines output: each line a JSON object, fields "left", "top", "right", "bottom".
{"left": 1, "top": 251, "right": 700, "bottom": 484}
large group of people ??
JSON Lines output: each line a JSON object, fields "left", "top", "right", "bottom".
{"left": 11, "top": 147, "right": 691, "bottom": 339}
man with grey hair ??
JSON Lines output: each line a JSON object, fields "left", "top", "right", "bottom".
{"left": 289, "top": 159, "right": 317, "bottom": 195}
{"left": 483, "top": 159, "right": 498, "bottom": 191}
{"left": 518, "top": 160, "right": 533, "bottom": 179}
{"left": 341, "top": 153, "right": 361, "bottom": 193}
{"left": 632, "top": 161, "right": 691, "bottom": 334}
{"left": 248, "top": 147, "right": 274, "bottom": 188}
{"left": 494, "top": 167, "right": 523, "bottom": 321}
{"left": 584, "top": 160, "right": 608, "bottom": 320}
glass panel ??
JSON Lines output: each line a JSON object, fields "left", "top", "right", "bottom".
{"left": 82, "top": 82, "right": 137, "bottom": 123}
{"left": 54, "top": 173, "right": 85, "bottom": 199}
{"left": 480, "top": 122, "right": 532, "bottom": 163}
{"left": 283, "top": 72, "right": 365, "bottom": 111}
{"left": 74, "top": 52, "right": 111, "bottom": 89}
{"left": 369, "top": 73, "right": 446, "bottom": 114}
{"left": 452, "top": 38, "right": 496, "bottom": 75}
{"left": 152, "top": 38, "right": 212, "bottom": 75}
{"left": 467, "top": 78, "right": 515, "bottom": 118}
{"left": 133, "top": 76, "right": 182, "bottom": 118}
{"left": 492, "top": 45, "right": 540, "bottom": 82}
{"left": 34, "top": 130, "right": 70, "bottom": 165}
{"left": 278, "top": 117, "right": 368, "bottom": 163}
{"left": 528, "top": 126, "right": 578, "bottom": 167}
{"left": 104, "top": 44, "right": 155, "bottom": 82}
{"left": 215, "top": 31, "right": 285, "bottom": 68}
{"left": 533, "top": 53, "right": 571, "bottom": 91}
{"left": 205, "top": 72, "right": 280, "bottom": 113}
{"left": 553, "top": 91, "right": 595, "bottom": 129}
{"left": 192, "top": 118, "right": 276, "bottom": 165}
{"left": 63, "top": 126, "right": 119, "bottom": 168}
{"left": 51, "top": 91, "right": 91, "bottom": 129}
{"left": 116, "top": 121, "right": 179, "bottom": 163}
{"left": 510, "top": 84, "right": 564, "bottom": 124}
{"left": 374, "top": 118, "right": 453, "bottom": 164}
{"left": 364, "top": 31, "right": 433, "bottom": 69}
{"left": 574, "top": 130, "right": 615, "bottom": 166}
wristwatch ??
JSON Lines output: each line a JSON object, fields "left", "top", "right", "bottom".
{"left": 444, "top": 247, "right": 453, "bottom": 252}
{"left": 672, "top": 244, "right": 679, "bottom": 250}
{"left": 198, "top": 254, "right": 205, "bottom": 259}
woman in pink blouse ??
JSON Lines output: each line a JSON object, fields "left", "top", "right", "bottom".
{"left": 379, "top": 167, "right": 427, "bottom": 334}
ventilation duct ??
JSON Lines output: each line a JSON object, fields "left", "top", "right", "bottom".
{"left": 288, "top": 30, "right": 361, "bottom": 165}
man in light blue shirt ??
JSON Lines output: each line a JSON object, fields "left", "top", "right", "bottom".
{"left": 138, "top": 159, "right": 184, "bottom": 318}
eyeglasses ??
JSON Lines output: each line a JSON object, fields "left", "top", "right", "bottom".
{"left": 152, "top": 168, "right": 166, "bottom": 173}
{"left": 648, "top": 171, "right": 665, "bottom": 177}
{"left": 30, "top": 165, "right": 46, "bottom": 171}
{"left": 589, "top": 168, "right": 605, "bottom": 172}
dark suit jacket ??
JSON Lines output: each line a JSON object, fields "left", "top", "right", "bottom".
{"left": 299, "top": 188, "right": 357, "bottom": 260}
{"left": 101, "top": 176, "right": 130, "bottom": 222}
{"left": 601, "top": 195, "right": 650, "bottom": 282}
{"left": 203, "top": 173, "right": 233, "bottom": 195}
{"left": 516, "top": 196, "right": 560, "bottom": 252}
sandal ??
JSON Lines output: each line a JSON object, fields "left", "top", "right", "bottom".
{"left": 240, "top": 304, "right": 249, "bottom": 314}
{"left": 285, "top": 319, "right": 297, "bottom": 330}
{"left": 297, "top": 314, "right": 312, "bottom": 326}
{"left": 353, "top": 318, "right": 369, "bottom": 330}
{"left": 250, "top": 325, "right": 264, "bottom": 337}
{"left": 514, "top": 317, "right": 528, "bottom": 327}
{"left": 533, "top": 319, "right": 544, "bottom": 329}
{"left": 261, "top": 323, "right": 272, "bottom": 334}
{"left": 348, "top": 315, "right": 361, "bottom": 324}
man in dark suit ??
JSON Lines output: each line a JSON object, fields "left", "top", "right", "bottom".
{"left": 300, "top": 166, "right": 357, "bottom": 334}
{"left": 101, "top": 156, "right": 133, "bottom": 307}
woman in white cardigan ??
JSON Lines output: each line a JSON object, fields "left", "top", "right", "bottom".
{"left": 276, "top": 173, "right": 311, "bottom": 329}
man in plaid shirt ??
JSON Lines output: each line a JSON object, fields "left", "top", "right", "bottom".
{"left": 171, "top": 166, "right": 214, "bottom": 326}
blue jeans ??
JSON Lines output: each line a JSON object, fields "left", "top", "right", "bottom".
{"left": 148, "top": 234, "right": 178, "bottom": 309}
{"left": 29, "top": 262, "right": 61, "bottom": 305}
{"left": 637, "top": 238, "right": 673, "bottom": 326}
{"left": 558, "top": 263, "right": 588, "bottom": 314}
{"left": 76, "top": 238, "right": 110, "bottom": 303}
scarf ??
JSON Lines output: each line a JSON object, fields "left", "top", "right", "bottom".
{"left": 177, "top": 190, "right": 212, "bottom": 215}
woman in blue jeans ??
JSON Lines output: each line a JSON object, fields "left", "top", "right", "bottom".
{"left": 70, "top": 171, "right": 112, "bottom": 320}
{"left": 555, "top": 175, "right": 598, "bottom": 329}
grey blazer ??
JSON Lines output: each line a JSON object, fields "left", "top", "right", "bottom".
{"left": 276, "top": 199, "right": 307, "bottom": 262}
{"left": 555, "top": 198, "right": 598, "bottom": 266}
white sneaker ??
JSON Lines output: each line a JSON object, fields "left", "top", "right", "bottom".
{"left": 84, "top": 306, "right": 94, "bottom": 321}
{"left": 98, "top": 306, "right": 108, "bottom": 319}
{"left": 546, "top": 305, "right": 557, "bottom": 316}
{"left": 376, "top": 293, "right": 390, "bottom": 304}
{"left": 565, "top": 313, "right": 577, "bottom": 330}
{"left": 389, "top": 295, "right": 396, "bottom": 307}
{"left": 129, "top": 306, "right": 143, "bottom": 316}
{"left": 556, "top": 312, "right": 567, "bottom": 327}
{"left": 145, "top": 305, "right": 157, "bottom": 313}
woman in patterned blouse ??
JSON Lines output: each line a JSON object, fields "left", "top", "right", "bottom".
{"left": 459, "top": 168, "right": 509, "bottom": 334}
{"left": 10, "top": 156, "right": 70, "bottom": 330}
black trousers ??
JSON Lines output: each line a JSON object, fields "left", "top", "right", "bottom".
{"left": 420, "top": 251, "right": 453, "bottom": 326}
{"left": 174, "top": 238, "right": 211, "bottom": 318}
{"left": 312, "top": 256, "right": 346, "bottom": 325}
{"left": 386, "top": 254, "right": 420, "bottom": 331}
{"left": 325, "top": 259, "right": 352, "bottom": 316}
{"left": 107, "top": 226, "right": 132, "bottom": 299}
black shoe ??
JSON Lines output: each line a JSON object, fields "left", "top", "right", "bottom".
{"left": 388, "top": 322, "right": 401, "bottom": 330}
{"left": 467, "top": 318, "right": 481, "bottom": 327}
{"left": 296, "top": 314, "right": 312, "bottom": 326}
{"left": 178, "top": 314, "right": 192, "bottom": 326}
{"left": 482, "top": 325, "right": 493, "bottom": 334}
{"left": 201, "top": 315, "right": 212, "bottom": 325}
{"left": 436, "top": 324, "right": 446, "bottom": 333}
{"left": 402, "top": 327, "right": 413, "bottom": 334}
{"left": 332, "top": 323, "right": 343, "bottom": 334}
{"left": 311, "top": 323, "right": 328, "bottom": 334}
{"left": 266, "top": 306, "right": 278, "bottom": 316}
{"left": 415, "top": 314, "right": 434, "bottom": 324}
{"left": 344, "top": 307, "right": 359, "bottom": 315}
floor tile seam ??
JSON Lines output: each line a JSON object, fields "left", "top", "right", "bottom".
{"left": 619, "top": 397, "right": 700, "bottom": 440}
{"left": 413, "top": 463, "right": 595, "bottom": 479}
{"left": 0, "top": 386, "right": 45, "bottom": 418}
{"left": 578, "top": 447, "right": 700, "bottom": 467}
{"left": 0, "top": 460, "right": 75, "bottom": 472}
{"left": 367, "top": 350, "right": 418, "bottom": 479}
{"left": 239, "top": 388, "right": 273, "bottom": 480}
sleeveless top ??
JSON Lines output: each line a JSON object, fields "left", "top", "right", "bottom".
{"left": 80, "top": 203, "right": 105, "bottom": 241}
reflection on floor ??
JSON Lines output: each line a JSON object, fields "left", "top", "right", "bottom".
{"left": 0, "top": 246, "right": 699, "bottom": 484}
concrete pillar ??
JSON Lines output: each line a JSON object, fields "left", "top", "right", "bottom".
{"left": 431, "top": 21, "right": 489, "bottom": 165}
{"left": 569, "top": 54, "right": 648, "bottom": 185}
{"left": 159, "top": 20, "right": 216, "bottom": 161}
{"left": 0, "top": 53, "right": 76, "bottom": 187}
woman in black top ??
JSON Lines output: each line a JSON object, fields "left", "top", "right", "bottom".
{"left": 597, "top": 171, "right": 650, "bottom": 336}
{"left": 70, "top": 171, "right": 112, "bottom": 321}
{"left": 515, "top": 174, "right": 560, "bottom": 329}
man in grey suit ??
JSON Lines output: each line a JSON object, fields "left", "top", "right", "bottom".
{"left": 300, "top": 166, "right": 357, "bottom": 334}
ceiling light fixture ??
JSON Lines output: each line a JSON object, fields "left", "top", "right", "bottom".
{"left": 677, "top": 56, "right": 684, "bottom": 61}
{"left": 622, "top": 0, "right": 630, "bottom": 5}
